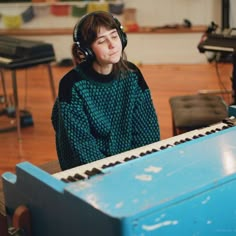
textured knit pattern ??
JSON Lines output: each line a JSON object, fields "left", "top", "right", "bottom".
{"left": 51, "top": 62, "right": 160, "bottom": 170}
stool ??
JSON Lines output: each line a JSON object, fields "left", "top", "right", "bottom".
{"left": 169, "top": 94, "right": 228, "bottom": 136}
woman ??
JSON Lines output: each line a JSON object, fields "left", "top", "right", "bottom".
{"left": 51, "top": 11, "right": 160, "bottom": 170}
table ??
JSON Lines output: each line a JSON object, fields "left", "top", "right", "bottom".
{"left": 0, "top": 56, "right": 56, "bottom": 140}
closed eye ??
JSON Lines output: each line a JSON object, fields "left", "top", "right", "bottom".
{"left": 95, "top": 29, "right": 119, "bottom": 44}
{"left": 111, "top": 32, "right": 119, "bottom": 39}
{"left": 97, "top": 38, "right": 106, "bottom": 44}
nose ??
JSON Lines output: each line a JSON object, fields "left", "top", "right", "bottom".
{"left": 107, "top": 38, "right": 115, "bottom": 49}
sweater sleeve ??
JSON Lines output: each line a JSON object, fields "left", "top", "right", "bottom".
{"left": 131, "top": 66, "right": 160, "bottom": 148}
{"left": 52, "top": 71, "right": 106, "bottom": 170}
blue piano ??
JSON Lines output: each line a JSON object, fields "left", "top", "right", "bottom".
{"left": 2, "top": 107, "right": 236, "bottom": 236}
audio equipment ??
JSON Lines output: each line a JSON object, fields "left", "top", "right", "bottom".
{"left": 73, "top": 11, "right": 127, "bottom": 63}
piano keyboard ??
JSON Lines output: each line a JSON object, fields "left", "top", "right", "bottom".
{"left": 201, "top": 45, "right": 234, "bottom": 52}
{"left": 0, "top": 56, "right": 13, "bottom": 64}
{"left": 53, "top": 118, "right": 235, "bottom": 183}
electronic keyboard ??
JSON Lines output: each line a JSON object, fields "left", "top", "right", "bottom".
{"left": 198, "top": 28, "right": 236, "bottom": 53}
{"left": 0, "top": 35, "right": 55, "bottom": 69}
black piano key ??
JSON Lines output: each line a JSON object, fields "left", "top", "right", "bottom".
{"left": 61, "top": 178, "right": 70, "bottom": 183}
{"left": 123, "top": 157, "right": 130, "bottom": 161}
{"left": 151, "top": 148, "right": 158, "bottom": 152}
{"left": 222, "top": 125, "right": 229, "bottom": 130}
{"left": 205, "top": 130, "right": 215, "bottom": 135}
{"left": 74, "top": 173, "right": 85, "bottom": 180}
{"left": 175, "top": 135, "right": 204, "bottom": 145}
{"left": 145, "top": 150, "right": 153, "bottom": 155}
{"left": 185, "top": 138, "right": 192, "bottom": 141}
{"left": 102, "top": 163, "right": 112, "bottom": 168}
{"left": 102, "top": 161, "right": 121, "bottom": 169}
{"left": 139, "top": 152, "right": 146, "bottom": 156}
{"left": 160, "top": 144, "right": 172, "bottom": 150}
{"left": 174, "top": 141, "right": 181, "bottom": 145}
{"left": 124, "top": 155, "right": 138, "bottom": 161}
{"left": 130, "top": 155, "right": 139, "bottom": 160}
{"left": 67, "top": 176, "right": 77, "bottom": 182}
{"left": 84, "top": 168, "right": 103, "bottom": 178}
{"left": 102, "top": 163, "right": 112, "bottom": 169}
{"left": 178, "top": 140, "right": 185, "bottom": 144}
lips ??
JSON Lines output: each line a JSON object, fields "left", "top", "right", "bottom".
{"left": 110, "top": 51, "right": 118, "bottom": 56}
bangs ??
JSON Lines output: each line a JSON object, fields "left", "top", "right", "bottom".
{"left": 80, "top": 12, "right": 118, "bottom": 46}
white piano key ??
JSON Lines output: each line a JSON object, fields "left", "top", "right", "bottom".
{"left": 202, "top": 45, "right": 234, "bottom": 52}
{"left": 0, "top": 56, "right": 13, "bottom": 64}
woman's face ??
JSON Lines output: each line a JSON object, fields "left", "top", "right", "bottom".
{"left": 91, "top": 26, "right": 122, "bottom": 66}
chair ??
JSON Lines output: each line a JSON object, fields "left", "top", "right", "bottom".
{"left": 169, "top": 94, "right": 228, "bottom": 136}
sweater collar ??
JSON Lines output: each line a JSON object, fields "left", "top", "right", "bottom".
{"left": 80, "top": 62, "right": 116, "bottom": 84}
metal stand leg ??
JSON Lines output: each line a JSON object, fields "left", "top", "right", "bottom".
{"left": 0, "top": 69, "right": 17, "bottom": 133}
{"left": 47, "top": 64, "right": 56, "bottom": 100}
{"left": 12, "top": 70, "right": 22, "bottom": 141}
{"left": 0, "top": 69, "right": 9, "bottom": 107}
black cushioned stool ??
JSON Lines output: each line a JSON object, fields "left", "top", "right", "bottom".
{"left": 169, "top": 94, "right": 228, "bottom": 136}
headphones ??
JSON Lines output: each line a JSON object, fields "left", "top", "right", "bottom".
{"left": 73, "top": 11, "right": 127, "bottom": 63}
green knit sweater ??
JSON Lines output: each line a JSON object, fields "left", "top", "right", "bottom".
{"left": 51, "top": 61, "right": 160, "bottom": 170}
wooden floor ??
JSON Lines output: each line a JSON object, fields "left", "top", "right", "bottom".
{"left": 0, "top": 62, "right": 233, "bottom": 176}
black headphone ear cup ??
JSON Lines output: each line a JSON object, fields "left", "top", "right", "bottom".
{"left": 120, "top": 31, "right": 128, "bottom": 49}
{"left": 73, "top": 21, "right": 95, "bottom": 62}
{"left": 74, "top": 45, "right": 95, "bottom": 63}
{"left": 113, "top": 17, "right": 127, "bottom": 49}
{"left": 78, "top": 45, "right": 95, "bottom": 62}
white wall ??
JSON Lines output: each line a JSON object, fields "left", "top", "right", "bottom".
{"left": 230, "top": 0, "right": 236, "bottom": 27}
{"left": 0, "top": 0, "right": 223, "bottom": 64}
{"left": 124, "top": 0, "right": 221, "bottom": 27}
{"left": 126, "top": 33, "right": 206, "bottom": 64}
